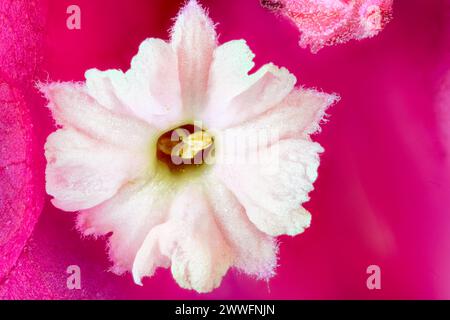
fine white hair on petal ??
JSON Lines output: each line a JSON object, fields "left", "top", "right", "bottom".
{"left": 222, "top": 88, "right": 339, "bottom": 143}
{"left": 42, "top": 0, "right": 338, "bottom": 293}
{"left": 42, "top": 82, "right": 156, "bottom": 151}
{"left": 84, "top": 69, "right": 131, "bottom": 115}
{"left": 77, "top": 179, "right": 171, "bottom": 274}
{"left": 132, "top": 186, "right": 234, "bottom": 293}
{"left": 214, "top": 139, "right": 322, "bottom": 236}
{"left": 127, "top": 39, "right": 183, "bottom": 122}
{"left": 204, "top": 178, "right": 278, "bottom": 279}
{"left": 223, "top": 64, "right": 296, "bottom": 124}
{"left": 171, "top": 0, "right": 217, "bottom": 115}
{"left": 85, "top": 39, "right": 183, "bottom": 130}
{"left": 203, "top": 61, "right": 297, "bottom": 129}
{"left": 45, "top": 128, "right": 149, "bottom": 212}
{"left": 203, "top": 40, "right": 256, "bottom": 118}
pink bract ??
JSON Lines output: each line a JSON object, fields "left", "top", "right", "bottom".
{"left": 0, "top": 82, "right": 43, "bottom": 282}
{"left": 0, "top": 0, "right": 46, "bottom": 282}
{"left": 262, "top": 0, "right": 394, "bottom": 53}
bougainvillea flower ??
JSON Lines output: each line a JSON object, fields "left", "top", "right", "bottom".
{"left": 41, "top": 0, "right": 337, "bottom": 292}
{"left": 261, "top": 0, "right": 394, "bottom": 53}
{"left": 1, "top": 0, "right": 449, "bottom": 300}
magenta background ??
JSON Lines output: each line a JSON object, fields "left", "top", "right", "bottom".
{"left": 1, "top": 0, "right": 449, "bottom": 299}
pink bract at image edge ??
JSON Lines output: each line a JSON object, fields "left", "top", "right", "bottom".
{"left": 0, "top": 0, "right": 46, "bottom": 283}
{"left": 0, "top": 0, "right": 449, "bottom": 299}
{"left": 261, "top": 0, "right": 394, "bottom": 53}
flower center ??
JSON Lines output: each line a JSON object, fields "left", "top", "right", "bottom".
{"left": 156, "top": 124, "right": 215, "bottom": 173}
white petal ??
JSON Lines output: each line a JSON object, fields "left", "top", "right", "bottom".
{"left": 77, "top": 179, "right": 170, "bottom": 273}
{"left": 203, "top": 40, "right": 256, "bottom": 115}
{"left": 171, "top": 0, "right": 217, "bottom": 114}
{"left": 204, "top": 63, "right": 296, "bottom": 129}
{"left": 85, "top": 38, "right": 182, "bottom": 129}
{"left": 228, "top": 88, "right": 339, "bottom": 140}
{"left": 127, "top": 39, "right": 182, "bottom": 123}
{"left": 132, "top": 186, "right": 233, "bottom": 293}
{"left": 42, "top": 82, "right": 155, "bottom": 151}
{"left": 205, "top": 178, "right": 278, "bottom": 279}
{"left": 214, "top": 88, "right": 338, "bottom": 161}
{"left": 46, "top": 129, "right": 149, "bottom": 212}
{"left": 214, "top": 139, "right": 322, "bottom": 236}
{"left": 85, "top": 69, "right": 131, "bottom": 114}
{"left": 85, "top": 40, "right": 184, "bottom": 129}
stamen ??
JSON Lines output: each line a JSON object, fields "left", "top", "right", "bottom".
{"left": 156, "top": 125, "right": 214, "bottom": 171}
{"left": 177, "top": 130, "right": 214, "bottom": 159}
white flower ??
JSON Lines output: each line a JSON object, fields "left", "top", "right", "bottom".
{"left": 42, "top": 0, "right": 338, "bottom": 293}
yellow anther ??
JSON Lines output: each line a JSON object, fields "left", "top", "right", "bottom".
{"left": 178, "top": 130, "right": 214, "bottom": 159}
{"left": 157, "top": 127, "right": 214, "bottom": 161}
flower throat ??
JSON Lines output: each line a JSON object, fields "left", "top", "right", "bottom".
{"left": 156, "top": 124, "right": 215, "bottom": 173}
